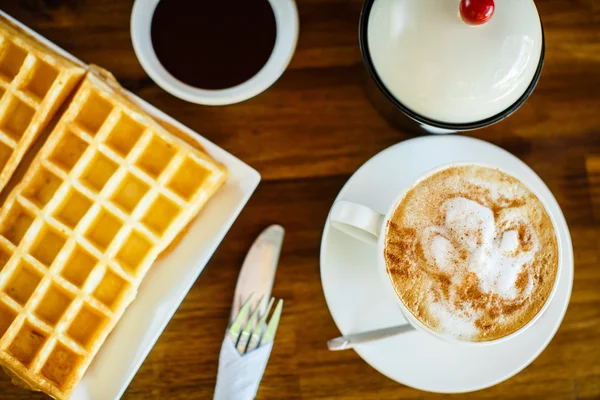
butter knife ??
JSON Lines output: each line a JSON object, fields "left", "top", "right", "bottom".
{"left": 231, "top": 225, "right": 284, "bottom": 321}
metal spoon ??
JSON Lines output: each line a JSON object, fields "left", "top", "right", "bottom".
{"left": 327, "top": 324, "right": 416, "bottom": 351}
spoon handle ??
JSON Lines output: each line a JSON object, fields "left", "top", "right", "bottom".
{"left": 327, "top": 324, "right": 416, "bottom": 351}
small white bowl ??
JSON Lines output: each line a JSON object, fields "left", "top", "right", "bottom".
{"left": 131, "top": 0, "right": 299, "bottom": 105}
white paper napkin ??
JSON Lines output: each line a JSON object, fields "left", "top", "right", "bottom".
{"left": 213, "top": 336, "right": 274, "bottom": 400}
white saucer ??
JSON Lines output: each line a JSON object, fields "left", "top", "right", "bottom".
{"left": 319, "top": 136, "right": 573, "bottom": 393}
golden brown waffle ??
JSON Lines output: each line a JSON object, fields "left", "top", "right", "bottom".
{"left": 0, "top": 15, "right": 85, "bottom": 195}
{"left": 0, "top": 70, "right": 227, "bottom": 399}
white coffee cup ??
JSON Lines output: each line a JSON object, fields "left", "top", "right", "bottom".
{"left": 328, "top": 162, "right": 562, "bottom": 346}
{"left": 130, "top": 0, "right": 299, "bottom": 105}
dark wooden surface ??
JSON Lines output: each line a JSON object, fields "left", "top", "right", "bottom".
{"left": 1, "top": 0, "right": 599, "bottom": 399}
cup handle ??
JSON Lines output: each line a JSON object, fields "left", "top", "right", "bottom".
{"left": 329, "top": 201, "right": 385, "bottom": 245}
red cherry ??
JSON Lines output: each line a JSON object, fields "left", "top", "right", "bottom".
{"left": 460, "top": 0, "right": 495, "bottom": 25}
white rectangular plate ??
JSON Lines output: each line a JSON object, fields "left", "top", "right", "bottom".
{"left": 1, "top": 11, "right": 261, "bottom": 400}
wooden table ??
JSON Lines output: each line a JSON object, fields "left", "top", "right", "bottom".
{"left": 1, "top": 0, "right": 599, "bottom": 399}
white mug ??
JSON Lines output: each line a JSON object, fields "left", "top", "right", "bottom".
{"left": 328, "top": 163, "right": 562, "bottom": 346}
{"left": 130, "top": 0, "right": 299, "bottom": 105}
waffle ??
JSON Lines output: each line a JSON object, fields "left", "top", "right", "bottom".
{"left": 0, "top": 69, "right": 227, "bottom": 399}
{"left": 0, "top": 15, "right": 85, "bottom": 195}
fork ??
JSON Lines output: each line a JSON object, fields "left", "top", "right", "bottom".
{"left": 228, "top": 294, "right": 283, "bottom": 355}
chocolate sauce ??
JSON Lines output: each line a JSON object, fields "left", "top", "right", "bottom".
{"left": 151, "top": 0, "right": 276, "bottom": 90}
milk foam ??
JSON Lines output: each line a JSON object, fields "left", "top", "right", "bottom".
{"left": 420, "top": 196, "right": 539, "bottom": 336}
{"left": 428, "top": 301, "right": 478, "bottom": 340}
{"left": 385, "top": 165, "right": 558, "bottom": 341}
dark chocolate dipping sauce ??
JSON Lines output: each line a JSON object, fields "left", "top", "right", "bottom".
{"left": 150, "top": 0, "right": 277, "bottom": 90}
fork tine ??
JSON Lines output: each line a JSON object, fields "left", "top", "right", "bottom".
{"left": 236, "top": 295, "right": 264, "bottom": 354}
{"left": 246, "top": 297, "right": 275, "bottom": 353}
{"left": 228, "top": 294, "right": 254, "bottom": 344}
{"left": 256, "top": 297, "right": 275, "bottom": 327}
{"left": 259, "top": 299, "right": 283, "bottom": 347}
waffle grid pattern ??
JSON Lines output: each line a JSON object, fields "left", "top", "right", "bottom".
{"left": 0, "top": 76, "right": 226, "bottom": 398}
{"left": 0, "top": 26, "right": 84, "bottom": 193}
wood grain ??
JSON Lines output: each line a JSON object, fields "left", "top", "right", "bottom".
{"left": 0, "top": 0, "right": 599, "bottom": 399}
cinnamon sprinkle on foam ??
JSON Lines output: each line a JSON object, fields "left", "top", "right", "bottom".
{"left": 384, "top": 165, "right": 559, "bottom": 341}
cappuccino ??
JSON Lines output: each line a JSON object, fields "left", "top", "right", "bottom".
{"left": 384, "top": 165, "right": 558, "bottom": 341}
